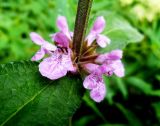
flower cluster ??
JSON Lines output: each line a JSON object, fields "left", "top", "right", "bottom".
{"left": 30, "top": 16, "right": 124, "bottom": 102}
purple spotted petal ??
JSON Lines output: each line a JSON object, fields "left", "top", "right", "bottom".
{"left": 90, "top": 82, "right": 106, "bottom": 102}
{"left": 30, "top": 32, "right": 45, "bottom": 45}
{"left": 96, "top": 34, "right": 111, "bottom": 48}
{"left": 39, "top": 51, "right": 67, "bottom": 80}
{"left": 54, "top": 32, "right": 69, "bottom": 48}
{"left": 111, "top": 60, "right": 125, "bottom": 77}
{"left": 91, "top": 16, "right": 106, "bottom": 34}
{"left": 31, "top": 48, "right": 45, "bottom": 61}
{"left": 83, "top": 73, "right": 103, "bottom": 90}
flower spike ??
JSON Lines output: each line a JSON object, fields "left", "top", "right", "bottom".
{"left": 30, "top": 16, "right": 125, "bottom": 103}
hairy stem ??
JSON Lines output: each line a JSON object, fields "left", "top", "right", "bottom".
{"left": 73, "top": 0, "right": 93, "bottom": 62}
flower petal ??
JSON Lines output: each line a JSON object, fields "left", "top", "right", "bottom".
{"left": 30, "top": 32, "right": 45, "bottom": 45}
{"left": 95, "top": 50, "right": 123, "bottom": 64}
{"left": 112, "top": 60, "right": 125, "bottom": 77}
{"left": 54, "top": 32, "right": 69, "bottom": 48}
{"left": 95, "top": 54, "right": 107, "bottom": 64}
{"left": 91, "top": 16, "right": 106, "bottom": 34}
{"left": 42, "top": 42, "right": 57, "bottom": 51}
{"left": 86, "top": 33, "right": 96, "bottom": 46}
{"left": 31, "top": 48, "right": 45, "bottom": 61}
{"left": 96, "top": 34, "right": 111, "bottom": 48}
{"left": 90, "top": 82, "right": 106, "bottom": 102}
{"left": 62, "top": 53, "right": 75, "bottom": 72}
{"left": 106, "top": 50, "right": 123, "bottom": 60}
{"left": 99, "top": 64, "right": 114, "bottom": 76}
{"left": 83, "top": 73, "right": 103, "bottom": 90}
{"left": 39, "top": 51, "right": 67, "bottom": 80}
{"left": 83, "top": 63, "right": 99, "bottom": 73}
{"left": 57, "top": 16, "right": 69, "bottom": 33}
{"left": 70, "top": 32, "right": 74, "bottom": 38}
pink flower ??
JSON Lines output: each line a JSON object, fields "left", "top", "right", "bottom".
{"left": 30, "top": 32, "right": 57, "bottom": 61}
{"left": 86, "top": 16, "right": 111, "bottom": 48}
{"left": 30, "top": 16, "right": 76, "bottom": 80}
{"left": 82, "top": 50, "right": 124, "bottom": 102}
{"left": 39, "top": 49, "right": 74, "bottom": 80}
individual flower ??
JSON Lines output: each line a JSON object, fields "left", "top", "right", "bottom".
{"left": 30, "top": 15, "right": 125, "bottom": 103}
{"left": 83, "top": 66, "right": 107, "bottom": 102}
{"left": 95, "top": 50, "right": 125, "bottom": 77}
{"left": 30, "top": 16, "right": 75, "bottom": 80}
{"left": 86, "top": 16, "right": 111, "bottom": 48}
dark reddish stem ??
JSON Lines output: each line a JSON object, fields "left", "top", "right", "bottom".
{"left": 73, "top": 0, "right": 93, "bottom": 62}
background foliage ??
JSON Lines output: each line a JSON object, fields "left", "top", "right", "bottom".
{"left": 0, "top": 0, "right": 160, "bottom": 126}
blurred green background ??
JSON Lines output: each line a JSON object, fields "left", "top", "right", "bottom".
{"left": 0, "top": 0, "right": 160, "bottom": 125}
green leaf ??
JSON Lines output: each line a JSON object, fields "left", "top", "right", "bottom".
{"left": 83, "top": 94, "right": 106, "bottom": 122}
{"left": 96, "top": 11, "right": 144, "bottom": 53}
{"left": 115, "top": 103, "right": 142, "bottom": 126}
{"left": 126, "top": 77, "right": 152, "bottom": 94}
{"left": 0, "top": 61, "right": 82, "bottom": 126}
{"left": 152, "top": 102, "right": 160, "bottom": 119}
{"left": 103, "top": 76, "right": 115, "bottom": 105}
{"left": 115, "top": 78, "right": 128, "bottom": 99}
